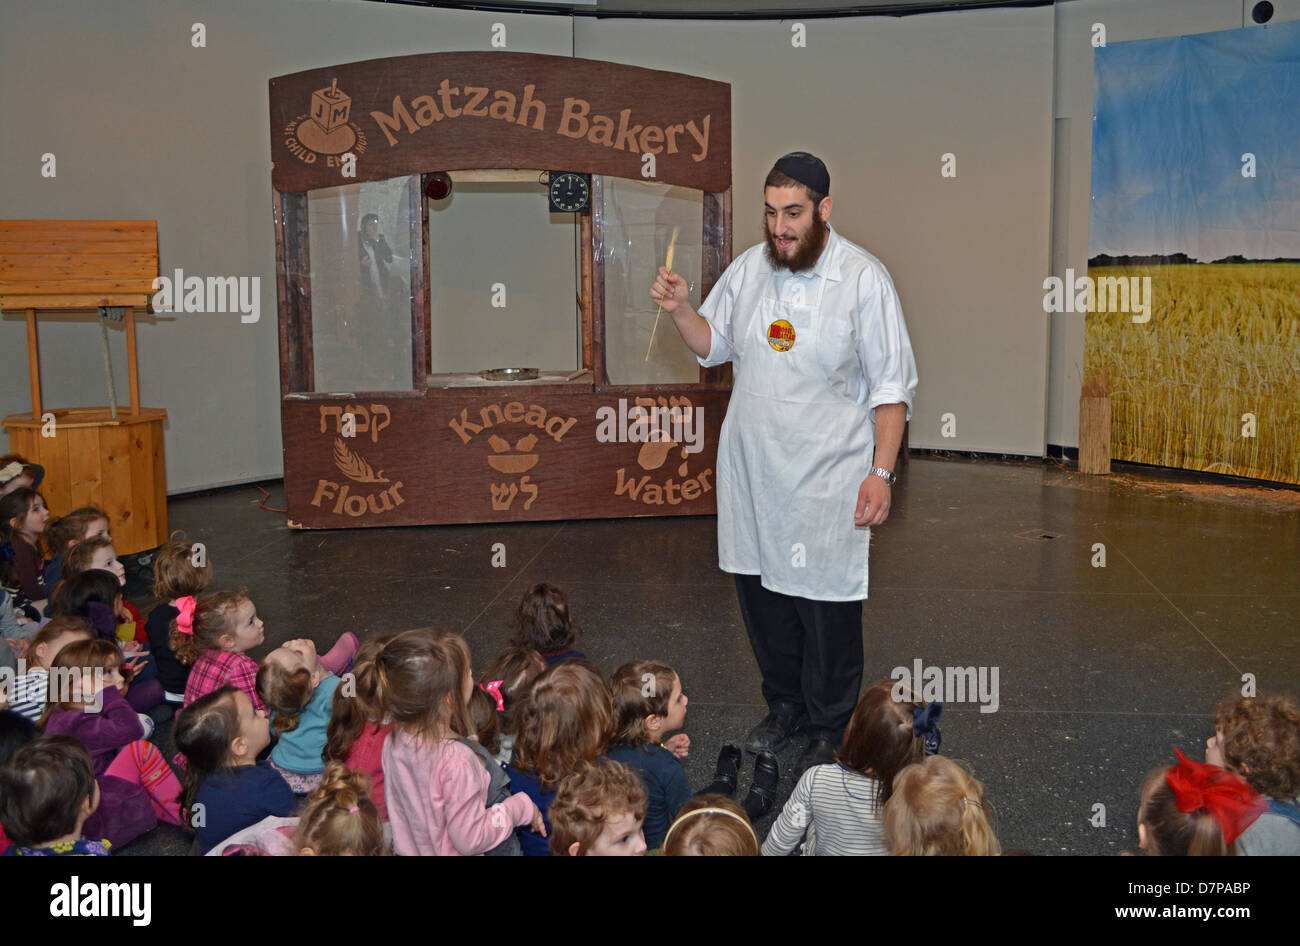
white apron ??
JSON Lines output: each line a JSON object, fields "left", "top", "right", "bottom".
{"left": 715, "top": 264, "right": 875, "bottom": 601}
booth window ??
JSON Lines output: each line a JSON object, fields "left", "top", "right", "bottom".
{"left": 599, "top": 178, "right": 703, "bottom": 386}
{"left": 304, "top": 177, "right": 417, "bottom": 393}
{"left": 426, "top": 178, "right": 580, "bottom": 380}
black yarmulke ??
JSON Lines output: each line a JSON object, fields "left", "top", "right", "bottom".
{"left": 773, "top": 152, "right": 829, "bottom": 196}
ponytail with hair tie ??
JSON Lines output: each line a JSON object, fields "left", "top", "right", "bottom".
{"left": 1166, "top": 748, "right": 1266, "bottom": 845}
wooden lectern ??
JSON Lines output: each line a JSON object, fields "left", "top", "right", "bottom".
{"left": 0, "top": 220, "right": 168, "bottom": 555}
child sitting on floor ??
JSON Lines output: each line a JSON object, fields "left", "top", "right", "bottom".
{"left": 884, "top": 755, "right": 1001, "bottom": 856}
{"left": 60, "top": 535, "right": 144, "bottom": 637}
{"left": 174, "top": 685, "right": 296, "bottom": 854}
{"left": 0, "top": 710, "right": 39, "bottom": 854}
{"left": 663, "top": 795, "right": 760, "bottom": 856}
{"left": 549, "top": 759, "right": 648, "bottom": 856}
{"left": 144, "top": 534, "right": 212, "bottom": 705}
{"left": 510, "top": 582, "right": 586, "bottom": 666}
{"left": 0, "top": 735, "right": 110, "bottom": 856}
{"left": 507, "top": 659, "right": 613, "bottom": 855}
{"left": 379, "top": 628, "right": 542, "bottom": 856}
{"left": 1205, "top": 693, "right": 1300, "bottom": 856}
{"left": 41, "top": 639, "right": 183, "bottom": 849}
{"left": 5, "top": 617, "right": 94, "bottom": 723}
{"left": 764, "top": 680, "right": 939, "bottom": 856}
{"left": 607, "top": 660, "right": 691, "bottom": 849}
{"left": 258, "top": 638, "right": 347, "bottom": 794}
{"left": 1138, "top": 748, "right": 1266, "bottom": 856}
{"left": 42, "top": 506, "right": 109, "bottom": 591}
{"left": 207, "top": 762, "right": 387, "bottom": 856}
{"left": 176, "top": 590, "right": 268, "bottom": 712}
{"left": 325, "top": 634, "right": 393, "bottom": 818}
{"left": 480, "top": 645, "right": 545, "bottom": 766}
{"left": 0, "top": 487, "right": 52, "bottom": 614}
{"left": 50, "top": 570, "right": 160, "bottom": 713}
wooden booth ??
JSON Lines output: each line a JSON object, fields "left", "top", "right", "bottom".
{"left": 270, "top": 52, "right": 733, "bottom": 528}
{"left": 0, "top": 220, "right": 168, "bottom": 555}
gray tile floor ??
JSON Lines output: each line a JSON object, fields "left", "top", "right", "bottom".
{"left": 119, "top": 456, "right": 1300, "bottom": 855}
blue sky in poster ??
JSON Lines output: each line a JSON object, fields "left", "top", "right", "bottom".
{"left": 1090, "top": 20, "right": 1300, "bottom": 261}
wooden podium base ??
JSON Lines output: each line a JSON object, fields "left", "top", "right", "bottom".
{"left": 3, "top": 406, "right": 168, "bottom": 555}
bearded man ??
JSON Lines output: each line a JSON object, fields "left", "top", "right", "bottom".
{"left": 651, "top": 152, "right": 919, "bottom": 774}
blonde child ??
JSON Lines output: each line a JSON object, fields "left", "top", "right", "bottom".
{"left": 0, "top": 735, "right": 110, "bottom": 856}
{"left": 764, "top": 680, "right": 938, "bottom": 856}
{"left": 1137, "top": 749, "right": 1265, "bottom": 856}
{"left": 325, "top": 634, "right": 393, "bottom": 818}
{"left": 1205, "top": 693, "right": 1300, "bottom": 856}
{"left": 174, "top": 685, "right": 296, "bottom": 854}
{"left": 5, "top": 617, "right": 94, "bottom": 723}
{"left": 607, "top": 660, "right": 691, "bottom": 849}
{"left": 205, "top": 762, "right": 386, "bottom": 856}
{"left": 379, "top": 628, "right": 543, "bottom": 856}
{"left": 41, "top": 639, "right": 183, "bottom": 849}
{"left": 507, "top": 659, "right": 613, "bottom": 855}
{"left": 257, "top": 638, "right": 343, "bottom": 793}
{"left": 663, "top": 795, "right": 760, "bottom": 856}
{"left": 144, "top": 534, "right": 211, "bottom": 704}
{"left": 549, "top": 759, "right": 648, "bottom": 856}
{"left": 294, "top": 762, "right": 386, "bottom": 855}
{"left": 884, "top": 755, "right": 1001, "bottom": 856}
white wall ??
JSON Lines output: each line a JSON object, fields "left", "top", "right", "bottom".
{"left": 0, "top": 0, "right": 572, "bottom": 492}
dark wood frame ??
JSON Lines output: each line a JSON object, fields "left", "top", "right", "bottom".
{"left": 272, "top": 53, "right": 734, "bottom": 528}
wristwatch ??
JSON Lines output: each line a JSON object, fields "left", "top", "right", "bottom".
{"left": 869, "top": 467, "right": 898, "bottom": 487}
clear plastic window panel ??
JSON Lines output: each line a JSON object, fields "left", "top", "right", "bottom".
{"left": 307, "top": 177, "right": 415, "bottom": 392}
{"left": 427, "top": 181, "right": 579, "bottom": 378}
{"left": 601, "top": 178, "right": 703, "bottom": 385}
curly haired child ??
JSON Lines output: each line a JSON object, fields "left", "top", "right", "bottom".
{"left": 549, "top": 759, "right": 648, "bottom": 856}
{"left": 1205, "top": 693, "right": 1300, "bottom": 855}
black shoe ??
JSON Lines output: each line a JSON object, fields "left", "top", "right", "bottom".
{"left": 745, "top": 706, "right": 800, "bottom": 754}
{"left": 743, "top": 751, "right": 780, "bottom": 821}
{"left": 796, "top": 737, "right": 840, "bottom": 775}
{"left": 697, "top": 744, "right": 743, "bottom": 796}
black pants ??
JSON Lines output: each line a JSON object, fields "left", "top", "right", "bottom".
{"left": 734, "top": 573, "right": 864, "bottom": 744}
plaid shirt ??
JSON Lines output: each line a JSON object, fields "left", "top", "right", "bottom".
{"left": 184, "top": 649, "right": 265, "bottom": 714}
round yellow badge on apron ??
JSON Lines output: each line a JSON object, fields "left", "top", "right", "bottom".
{"left": 767, "top": 319, "right": 796, "bottom": 352}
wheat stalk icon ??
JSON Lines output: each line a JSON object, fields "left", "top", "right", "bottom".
{"left": 333, "top": 437, "right": 390, "bottom": 484}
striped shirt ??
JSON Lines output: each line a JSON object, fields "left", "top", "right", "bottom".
{"left": 7, "top": 669, "right": 49, "bottom": 723}
{"left": 762, "top": 763, "right": 889, "bottom": 856}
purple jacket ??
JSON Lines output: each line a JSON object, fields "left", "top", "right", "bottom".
{"left": 44, "top": 687, "right": 157, "bottom": 849}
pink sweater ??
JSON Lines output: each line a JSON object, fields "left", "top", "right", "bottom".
{"left": 382, "top": 729, "right": 533, "bottom": 856}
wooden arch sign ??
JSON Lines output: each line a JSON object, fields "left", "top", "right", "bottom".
{"left": 269, "top": 52, "right": 731, "bottom": 193}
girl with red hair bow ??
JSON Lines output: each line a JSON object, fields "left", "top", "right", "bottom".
{"left": 1138, "top": 749, "right": 1268, "bottom": 856}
